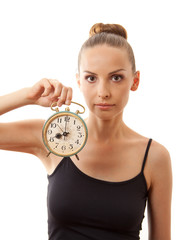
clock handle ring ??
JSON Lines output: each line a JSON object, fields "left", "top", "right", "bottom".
{"left": 51, "top": 102, "right": 60, "bottom": 112}
{"left": 51, "top": 101, "right": 85, "bottom": 114}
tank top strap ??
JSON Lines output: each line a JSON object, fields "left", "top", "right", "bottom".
{"left": 141, "top": 138, "right": 152, "bottom": 173}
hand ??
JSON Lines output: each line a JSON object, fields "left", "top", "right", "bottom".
{"left": 27, "top": 78, "right": 73, "bottom": 107}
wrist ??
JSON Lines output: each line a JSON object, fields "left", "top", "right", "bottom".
{"left": 24, "top": 87, "right": 36, "bottom": 105}
{"left": 0, "top": 87, "right": 34, "bottom": 116}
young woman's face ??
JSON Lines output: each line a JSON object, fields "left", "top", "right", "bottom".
{"left": 77, "top": 45, "right": 139, "bottom": 120}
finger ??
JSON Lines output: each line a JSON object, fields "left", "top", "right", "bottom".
{"left": 65, "top": 87, "right": 73, "bottom": 105}
{"left": 57, "top": 87, "right": 68, "bottom": 107}
{"left": 49, "top": 79, "right": 63, "bottom": 98}
{"left": 41, "top": 79, "right": 53, "bottom": 97}
{"left": 28, "top": 78, "right": 51, "bottom": 99}
{"left": 28, "top": 83, "right": 44, "bottom": 99}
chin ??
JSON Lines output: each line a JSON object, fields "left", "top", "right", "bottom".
{"left": 93, "top": 110, "right": 122, "bottom": 121}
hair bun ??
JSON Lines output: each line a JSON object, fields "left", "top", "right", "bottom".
{"left": 89, "top": 23, "right": 127, "bottom": 40}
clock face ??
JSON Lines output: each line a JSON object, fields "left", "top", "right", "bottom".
{"left": 42, "top": 111, "right": 88, "bottom": 157}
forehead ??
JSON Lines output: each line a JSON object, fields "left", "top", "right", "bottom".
{"left": 80, "top": 45, "right": 130, "bottom": 72}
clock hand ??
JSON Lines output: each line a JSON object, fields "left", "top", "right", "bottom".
{"left": 57, "top": 124, "right": 64, "bottom": 133}
{"left": 64, "top": 119, "right": 67, "bottom": 140}
{"left": 51, "top": 133, "right": 62, "bottom": 140}
{"left": 55, "top": 133, "right": 62, "bottom": 139}
{"left": 56, "top": 124, "right": 70, "bottom": 138}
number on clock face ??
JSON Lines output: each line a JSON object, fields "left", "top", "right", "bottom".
{"left": 45, "top": 113, "right": 87, "bottom": 156}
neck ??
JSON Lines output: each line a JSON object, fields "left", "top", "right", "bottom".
{"left": 85, "top": 112, "right": 129, "bottom": 143}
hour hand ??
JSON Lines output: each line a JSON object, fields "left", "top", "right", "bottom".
{"left": 55, "top": 133, "right": 62, "bottom": 139}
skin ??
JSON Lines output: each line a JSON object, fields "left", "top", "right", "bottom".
{"left": 0, "top": 44, "right": 172, "bottom": 239}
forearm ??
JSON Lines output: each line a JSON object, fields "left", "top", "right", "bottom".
{"left": 0, "top": 88, "right": 32, "bottom": 115}
{"left": 0, "top": 78, "right": 72, "bottom": 154}
{"left": 0, "top": 78, "right": 73, "bottom": 116}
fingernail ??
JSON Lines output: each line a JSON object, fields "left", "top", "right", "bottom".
{"left": 58, "top": 102, "right": 62, "bottom": 107}
{"left": 65, "top": 100, "right": 70, "bottom": 105}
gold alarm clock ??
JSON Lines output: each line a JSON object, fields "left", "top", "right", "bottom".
{"left": 42, "top": 101, "right": 88, "bottom": 160}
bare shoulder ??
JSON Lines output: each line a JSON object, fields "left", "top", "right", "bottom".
{"left": 146, "top": 139, "right": 172, "bottom": 238}
{"left": 149, "top": 139, "right": 171, "bottom": 171}
{"left": 27, "top": 118, "right": 48, "bottom": 153}
{"left": 132, "top": 133, "right": 171, "bottom": 169}
{"left": 32, "top": 119, "right": 64, "bottom": 174}
{"left": 126, "top": 127, "right": 171, "bottom": 171}
{"left": 147, "top": 139, "right": 172, "bottom": 187}
{"left": 16, "top": 118, "right": 46, "bottom": 151}
{"left": 0, "top": 118, "right": 56, "bottom": 172}
{"left": 128, "top": 131, "right": 172, "bottom": 191}
{"left": 23, "top": 119, "right": 63, "bottom": 174}
{"left": 0, "top": 118, "right": 46, "bottom": 153}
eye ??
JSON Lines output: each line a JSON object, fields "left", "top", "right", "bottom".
{"left": 111, "top": 75, "right": 123, "bottom": 82}
{"left": 85, "top": 75, "right": 97, "bottom": 83}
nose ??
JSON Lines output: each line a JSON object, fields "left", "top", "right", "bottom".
{"left": 98, "top": 81, "right": 111, "bottom": 99}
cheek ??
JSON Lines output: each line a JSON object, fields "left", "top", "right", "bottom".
{"left": 82, "top": 88, "right": 93, "bottom": 104}
{"left": 114, "top": 84, "right": 131, "bottom": 107}
{"left": 80, "top": 84, "right": 97, "bottom": 111}
{"left": 81, "top": 82, "right": 94, "bottom": 98}
{"left": 122, "top": 91, "right": 130, "bottom": 106}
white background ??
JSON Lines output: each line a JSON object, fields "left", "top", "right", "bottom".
{"left": 0, "top": 0, "right": 178, "bottom": 239}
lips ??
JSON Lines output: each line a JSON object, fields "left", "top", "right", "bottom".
{"left": 95, "top": 103, "right": 115, "bottom": 110}
{"left": 95, "top": 103, "right": 115, "bottom": 106}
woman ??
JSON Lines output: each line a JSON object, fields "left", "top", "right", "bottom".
{"left": 0, "top": 23, "right": 172, "bottom": 239}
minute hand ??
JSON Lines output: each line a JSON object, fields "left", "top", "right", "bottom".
{"left": 57, "top": 124, "right": 64, "bottom": 133}
{"left": 64, "top": 120, "right": 67, "bottom": 140}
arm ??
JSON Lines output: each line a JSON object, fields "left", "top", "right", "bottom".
{"left": 0, "top": 87, "right": 31, "bottom": 115}
{"left": 0, "top": 78, "right": 72, "bottom": 156}
{"left": 147, "top": 142, "right": 172, "bottom": 240}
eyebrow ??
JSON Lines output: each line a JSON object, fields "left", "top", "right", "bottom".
{"left": 83, "top": 69, "right": 126, "bottom": 75}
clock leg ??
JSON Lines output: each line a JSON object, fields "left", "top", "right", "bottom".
{"left": 46, "top": 152, "right": 51, "bottom": 157}
{"left": 75, "top": 154, "right": 80, "bottom": 160}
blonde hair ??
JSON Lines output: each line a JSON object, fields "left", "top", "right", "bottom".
{"left": 78, "top": 23, "right": 136, "bottom": 73}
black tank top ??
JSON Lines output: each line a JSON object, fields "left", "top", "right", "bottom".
{"left": 47, "top": 138, "right": 152, "bottom": 240}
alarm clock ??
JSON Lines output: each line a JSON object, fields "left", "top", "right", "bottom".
{"left": 42, "top": 101, "right": 88, "bottom": 160}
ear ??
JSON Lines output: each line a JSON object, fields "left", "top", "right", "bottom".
{"left": 76, "top": 73, "right": 81, "bottom": 89}
{"left": 131, "top": 71, "right": 140, "bottom": 91}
